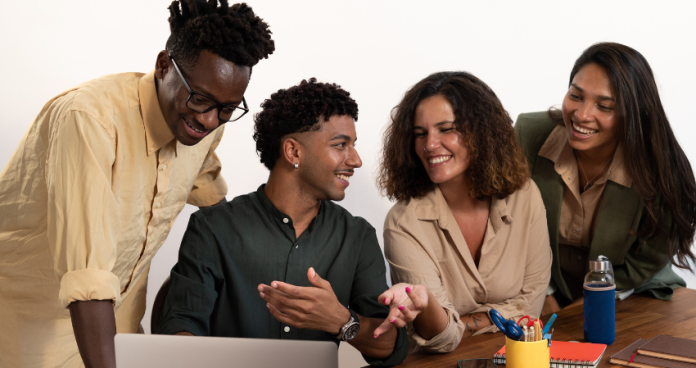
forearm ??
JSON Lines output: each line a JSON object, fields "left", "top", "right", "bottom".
{"left": 412, "top": 288, "right": 448, "bottom": 339}
{"left": 349, "top": 315, "right": 398, "bottom": 359}
{"left": 460, "top": 312, "right": 492, "bottom": 338}
{"left": 69, "top": 300, "right": 117, "bottom": 368}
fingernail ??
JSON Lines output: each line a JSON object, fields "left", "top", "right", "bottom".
{"left": 398, "top": 305, "right": 404, "bottom": 311}
{"left": 406, "top": 287, "right": 411, "bottom": 293}
{"left": 266, "top": 303, "right": 270, "bottom": 309}
{"left": 374, "top": 334, "right": 379, "bottom": 338}
{"left": 390, "top": 318, "right": 396, "bottom": 323}
{"left": 271, "top": 282, "right": 277, "bottom": 288}
{"left": 309, "top": 268, "right": 316, "bottom": 278}
{"left": 383, "top": 297, "right": 387, "bottom": 304}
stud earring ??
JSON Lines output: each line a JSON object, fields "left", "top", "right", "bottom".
{"left": 294, "top": 163, "right": 299, "bottom": 169}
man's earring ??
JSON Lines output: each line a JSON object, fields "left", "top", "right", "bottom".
{"left": 294, "top": 163, "right": 299, "bottom": 169}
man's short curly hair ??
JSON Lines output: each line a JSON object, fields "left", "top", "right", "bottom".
{"left": 378, "top": 71, "right": 530, "bottom": 201}
{"left": 253, "top": 78, "right": 359, "bottom": 170}
{"left": 166, "top": 0, "right": 274, "bottom": 67}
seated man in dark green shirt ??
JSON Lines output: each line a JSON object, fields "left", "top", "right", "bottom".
{"left": 158, "top": 78, "right": 408, "bottom": 366}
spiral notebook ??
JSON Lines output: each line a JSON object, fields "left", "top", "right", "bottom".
{"left": 493, "top": 340, "right": 607, "bottom": 367}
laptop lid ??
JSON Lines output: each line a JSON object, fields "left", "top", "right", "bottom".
{"left": 115, "top": 334, "right": 338, "bottom": 368}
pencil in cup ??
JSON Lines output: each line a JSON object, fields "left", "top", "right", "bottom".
{"left": 505, "top": 336, "right": 550, "bottom": 368}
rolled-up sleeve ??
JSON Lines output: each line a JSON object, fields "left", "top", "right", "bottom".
{"left": 385, "top": 227, "right": 464, "bottom": 353}
{"left": 46, "top": 110, "right": 122, "bottom": 308}
{"left": 186, "top": 127, "right": 227, "bottom": 207}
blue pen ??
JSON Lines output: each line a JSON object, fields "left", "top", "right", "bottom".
{"left": 541, "top": 313, "right": 557, "bottom": 336}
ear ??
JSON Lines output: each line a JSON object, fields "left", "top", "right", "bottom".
{"left": 281, "top": 137, "right": 302, "bottom": 168}
{"left": 155, "top": 51, "right": 171, "bottom": 80}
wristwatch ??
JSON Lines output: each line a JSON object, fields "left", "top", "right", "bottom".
{"left": 335, "top": 308, "right": 360, "bottom": 341}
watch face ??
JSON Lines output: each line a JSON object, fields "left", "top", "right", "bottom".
{"left": 344, "top": 323, "right": 360, "bottom": 341}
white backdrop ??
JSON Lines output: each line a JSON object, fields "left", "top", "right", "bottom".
{"left": 1, "top": 1, "right": 695, "bottom": 336}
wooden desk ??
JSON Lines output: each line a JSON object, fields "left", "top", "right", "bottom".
{"left": 388, "top": 287, "right": 696, "bottom": 367}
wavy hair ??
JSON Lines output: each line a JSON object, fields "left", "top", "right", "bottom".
{"left": 379, "top": 71, "right": 529, "bottom": 201}
{"left": 553, "top": 42, "right": 696, "bottom": 270}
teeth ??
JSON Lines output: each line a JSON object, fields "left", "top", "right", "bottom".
{"left": 428, "top": 156, "right": 452, "bottom": 164}
{"left": 573, "top": 121, "right": 597, "bottom": 135}
{"left": 335, "top": 174, "right": 350, "bottom": 182}
{"left": 185, "top": 119, "right": 205, "bottom": 133}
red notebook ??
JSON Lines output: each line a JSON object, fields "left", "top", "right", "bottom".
{"left": 493, "top": 341, "right": 607, "bottom": 367}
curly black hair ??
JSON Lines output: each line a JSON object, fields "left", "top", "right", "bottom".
{"left": 253, "top": 78, "right": 359, "bottom": 170}
{"left": 166, "top": 0, "right": 274, "bottom": 67}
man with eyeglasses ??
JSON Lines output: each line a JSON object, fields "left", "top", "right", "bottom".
{"left": 0, "top": 1, "right": 274, "bottom": 368}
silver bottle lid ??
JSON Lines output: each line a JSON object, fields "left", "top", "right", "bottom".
{"left": 589, "top": 255, "right": 612, "bottom": 272}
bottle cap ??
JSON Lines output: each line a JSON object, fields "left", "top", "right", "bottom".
{"left": 589, "top": 255, "right": 612, "bottom": 272}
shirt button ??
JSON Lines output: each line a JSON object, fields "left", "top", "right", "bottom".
{"left": 574, "top": 227, "right": 580, "bottom": 232}
{"left": 156, "top": 202, "right": 162, "bottom": 208}
{"left": 283, "top": 218, "right": 289, "bottom": 223}
{"left": 517, "top": 305, "right": 524, "bottom": 311}
{"left": 162, "top": 164, "right": 167, "bottom": 170}
{"left": 295, "top": 245, "right": 299, "bottom": 249}
{"left": 148, "top": 237, "right": 153, "bottom": 243}
{"left": 284, "top": 326, "right": 290, "bottom": 332}
{"left": 149, "top": 148, "right": 154, "bottom": 152}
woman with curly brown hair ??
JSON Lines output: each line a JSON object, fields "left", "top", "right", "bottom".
{"left": 372, "top": 72, "right": 552, "bottom": 353}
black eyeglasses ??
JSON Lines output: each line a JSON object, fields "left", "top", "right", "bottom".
{"left": 169, "top": 56, "right": 249, "bottom": 123}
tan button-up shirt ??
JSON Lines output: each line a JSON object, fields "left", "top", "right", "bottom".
{"left": 539, "top": 126, "right": 631, "bottom": 282}
{"left": 0, "top": 71, "right": 227, "bottom": 367}
{"left": 384, "top": 180, "right": 552, "bottom": 353}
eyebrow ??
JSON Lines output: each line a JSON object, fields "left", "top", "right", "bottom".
{"left": 570, "top": 84, "right": 615, "bottom": 101}
{"left": 331, "top": 134, "right": 353, "bottom": 141}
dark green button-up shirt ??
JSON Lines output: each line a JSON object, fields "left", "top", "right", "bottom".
{"left": 159, "top": 185, "right": 407, "bottom": 366}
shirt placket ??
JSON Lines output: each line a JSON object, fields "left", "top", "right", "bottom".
{"left": 279, "top": 215, "right": 305, "bottom": 340}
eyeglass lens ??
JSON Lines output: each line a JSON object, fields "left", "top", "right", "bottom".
{"left": 187, "top": 94, "right": 245, "bottom": 122}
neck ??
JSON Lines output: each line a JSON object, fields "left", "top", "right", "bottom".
{"left": 438, "top": 174, "right": 488, "bottom": 213}
{"left": 575, "top": 142, "right": 617, "bottom": 167}
{"left": 265, "top": 169, "right": 320, "bottom": 228}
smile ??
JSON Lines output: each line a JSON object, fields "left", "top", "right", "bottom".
{"left": 572, "top": 121, "right": 598, "bottom": 136}
{"left": 185, "top": 118, "right": 205, "bottom": 133}
{"left": 335, "top": 174, "right": 351, "bottom": 182}
{"left": 428, "top": 156, "right": 452, "bottom": 164}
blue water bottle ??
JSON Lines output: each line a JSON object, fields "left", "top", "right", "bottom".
{"left": 583, "top": 255, "right": 615, "bottom": 345}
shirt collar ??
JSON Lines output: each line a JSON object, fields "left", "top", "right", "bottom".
{"left": 539, "top": 125, "right": 632, "bottom": 188}
{"left": 138, "top": 70, "right": 176, "bottom": 156}
{"left": 415, "top": 185, "right": 512, "bottom": 233}
{"left": 255, "top": 184, "right": 324, "bottom": 225}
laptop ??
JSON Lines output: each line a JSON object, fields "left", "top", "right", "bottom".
{"left": 115, "top": 333, "right": 338, "bottom": 368}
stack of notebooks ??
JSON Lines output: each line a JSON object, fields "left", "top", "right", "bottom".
{"left": 493, "top": 341, "right": 607, "bottom": 367}
{"left": 610, "top": 335, "right": 696, "bottom": 368}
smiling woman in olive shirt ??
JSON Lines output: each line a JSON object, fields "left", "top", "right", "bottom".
{"left": 373, "top": 72, "right": 552, "bottom": 353}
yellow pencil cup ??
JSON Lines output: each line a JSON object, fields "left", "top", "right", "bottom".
{"left": 505, "top": 337, "right": 550, "bottom": 368}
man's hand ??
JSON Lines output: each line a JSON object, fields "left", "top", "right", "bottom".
{"left": 373, "top": 283, "right": 429, "bottom": 337}
{"left": 258, "top": 267, "right": 350, "bottom": 335}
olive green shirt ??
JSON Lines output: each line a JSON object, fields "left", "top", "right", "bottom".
{"left": 159, "top": 185, "right": 408, "bottom": 366}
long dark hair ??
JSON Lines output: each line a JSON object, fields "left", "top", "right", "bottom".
{"left": 379, "top": 71, "right": 529, "bottom": 201}
{"left": 564, "top": 42, "right": 696, "bottom": 270}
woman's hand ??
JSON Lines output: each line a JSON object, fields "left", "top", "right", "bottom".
{"left": 372, "top": 283, "right": 429, "bottom": 337}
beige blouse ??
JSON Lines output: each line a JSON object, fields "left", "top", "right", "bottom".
{"left": 384, "top": 180, "right": 552, "bottom": 353}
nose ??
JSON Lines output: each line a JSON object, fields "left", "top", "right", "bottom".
{"left": 577, "top": 101, "right": 594, "bottom": 122}
{"left": 425, "top": 133, "right": 440, "bottom": 153}
{"left": 346, "top": 146, "right": 363, "bottom": 169}
{"left": 195, "top": 109, "right": 220, "bottom": 131}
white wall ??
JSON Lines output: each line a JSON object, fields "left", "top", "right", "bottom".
{"left": 1, "top": 0, "right": 695, "bottom": 341}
